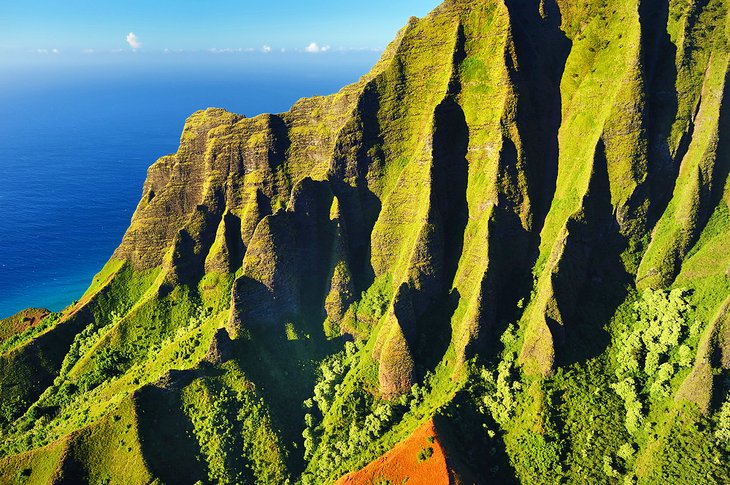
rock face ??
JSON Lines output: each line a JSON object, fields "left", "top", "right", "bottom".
{"left": 1, "top": 0, "right": 729, "bottom": 483}
{"left": 204, "top": 328, "right": 233, "bottom": 365}
{"left": 110, "top": 0, "right": 729, "bottom": 383}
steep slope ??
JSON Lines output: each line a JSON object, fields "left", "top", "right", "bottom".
{"left": 1, "top": 0, "right": 729, "bottom": 483}
{"left": 335, "top": 417, "right": 473, "bottom": 484}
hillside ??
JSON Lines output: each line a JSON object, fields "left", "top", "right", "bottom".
{"left": 1, "top": 0, "right": 729, "bottom": 483}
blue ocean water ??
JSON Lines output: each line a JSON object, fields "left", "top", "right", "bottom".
{"left": 0, "top": 53, "right": 379, "bottom": 318}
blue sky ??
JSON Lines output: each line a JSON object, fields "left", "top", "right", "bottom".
{"left": 0, "top": 1, "right": 441, "bottom": 60}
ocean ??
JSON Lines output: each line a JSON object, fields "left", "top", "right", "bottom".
{"left": 0, "top": 52, "right": 380, "bottom": 319}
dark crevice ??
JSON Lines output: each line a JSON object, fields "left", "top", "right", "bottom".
{"left": 500, "top": 0, "right": 571, "bottom": 355}
{"left": 639, "top": 0, "right": 682, "bottom": 228}
{"left": 462, "top": 137, "right": 534, "bottom": 359}
{"left": 53, "top": 445, "right": 87, "bottom": 484}
{"left": 552, "top": 139, "right": 630, "bottom": 366}
{"left": 328, "top": 81, "right": 383, "bottom": 294}
{"left": 290, "top": 179, "right": 339, "bottom": 322}
{"left": 434, "top": 117, "right": 468, "bottom": 289}
{"left": 505, "top": 0, "right": 571, "bottom": 234}
{"left": 170, "top": 198, "right": 225, "bottom": 287}
{"left": 410, "top": 25, "right": 470, "bottom": 373}
{"left": 222, "top": 212, "right": 245, "bottom": 272}
{"left": 265, "top": 114, "right": 291, "bottom": 171}
{"left": 449, "top": 23, "right": 467, "bottom": 95}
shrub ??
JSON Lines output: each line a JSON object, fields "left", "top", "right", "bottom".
{"left": 716, "top": 397, "right": 730, "bottom": 445}
{"left": 611, "top": 289, "right": 696, "bottom": 434}
{"left": 417, "top": 446, "right": 434, "bottom": 462}
{"left": 480, "top": 324, "right": 520, "bottom": 427}
{"left": 519, "top": 432, "right": 562, "bottom": 476}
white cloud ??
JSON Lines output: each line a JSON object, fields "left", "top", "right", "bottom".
{"left": 304, "top": 42, "right": 330, "bottom": 53}
{"left": 83, "top": 48, "right": 94, "bottom": 54}
{"left": 52, "top": 48, "right": 59, "bottom": 54}
{"left": 36, "top": 49, "right": 48, "bottom": 54}
{"left": 210, "top": 47, "right": 262, "bottom": 53}
{"left": 261, "top": 45, "right": 272, "bottom": 53}
{"left": 126, "top": 32, "right": 141, "bottom": 49}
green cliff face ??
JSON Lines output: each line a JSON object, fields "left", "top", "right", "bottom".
{"left": 1, "top": 0, "right": 730, "bottom": 483}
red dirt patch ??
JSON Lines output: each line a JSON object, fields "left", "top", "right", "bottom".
{"left": 0, "top": 308, "right": 50, "bottom": 345}
{"left": 336, "top": 418, "right": 460, "bottom": 485}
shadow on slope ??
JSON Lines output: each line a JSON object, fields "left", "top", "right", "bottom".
{"left": 411, "top": 88, "right": 469, "bottom": 373}
{"left": 551, "top": 139, "right": 631, "bottom": 366}
{"left": 233, "top": 323, "right": 345, "bottom": 476}
{"left": 506, "top": 0, "right": 571, "bottom": 230}
{"left": 135, "top": 373, "right": 210, "bottom": 484}
{"left": 640, "top": 0, "right": 682, "bottom": 227}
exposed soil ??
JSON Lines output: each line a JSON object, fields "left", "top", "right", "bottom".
{"left": 0, "top": 307, "right": 50, "bottom": 345}
{"left": 336, "top": 418, "right": 460, "bottom": 485}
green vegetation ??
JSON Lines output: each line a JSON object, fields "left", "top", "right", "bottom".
{"left": 1, "top": 0, "right": 730, "bottom": 483}
{"left": 611, "top": 289, "right": 698, "bottom": 433}
{"left": 0, "top": 312, "right": 60, "bottom": 355}
{"left": 180, "top": 363, "right": 288, "bottom": 484}
{"left": 717, "top": 397, "right": 730, "bottom": 444}
{"left": 416, "top": 446, "right": 433, "bottom": 462}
